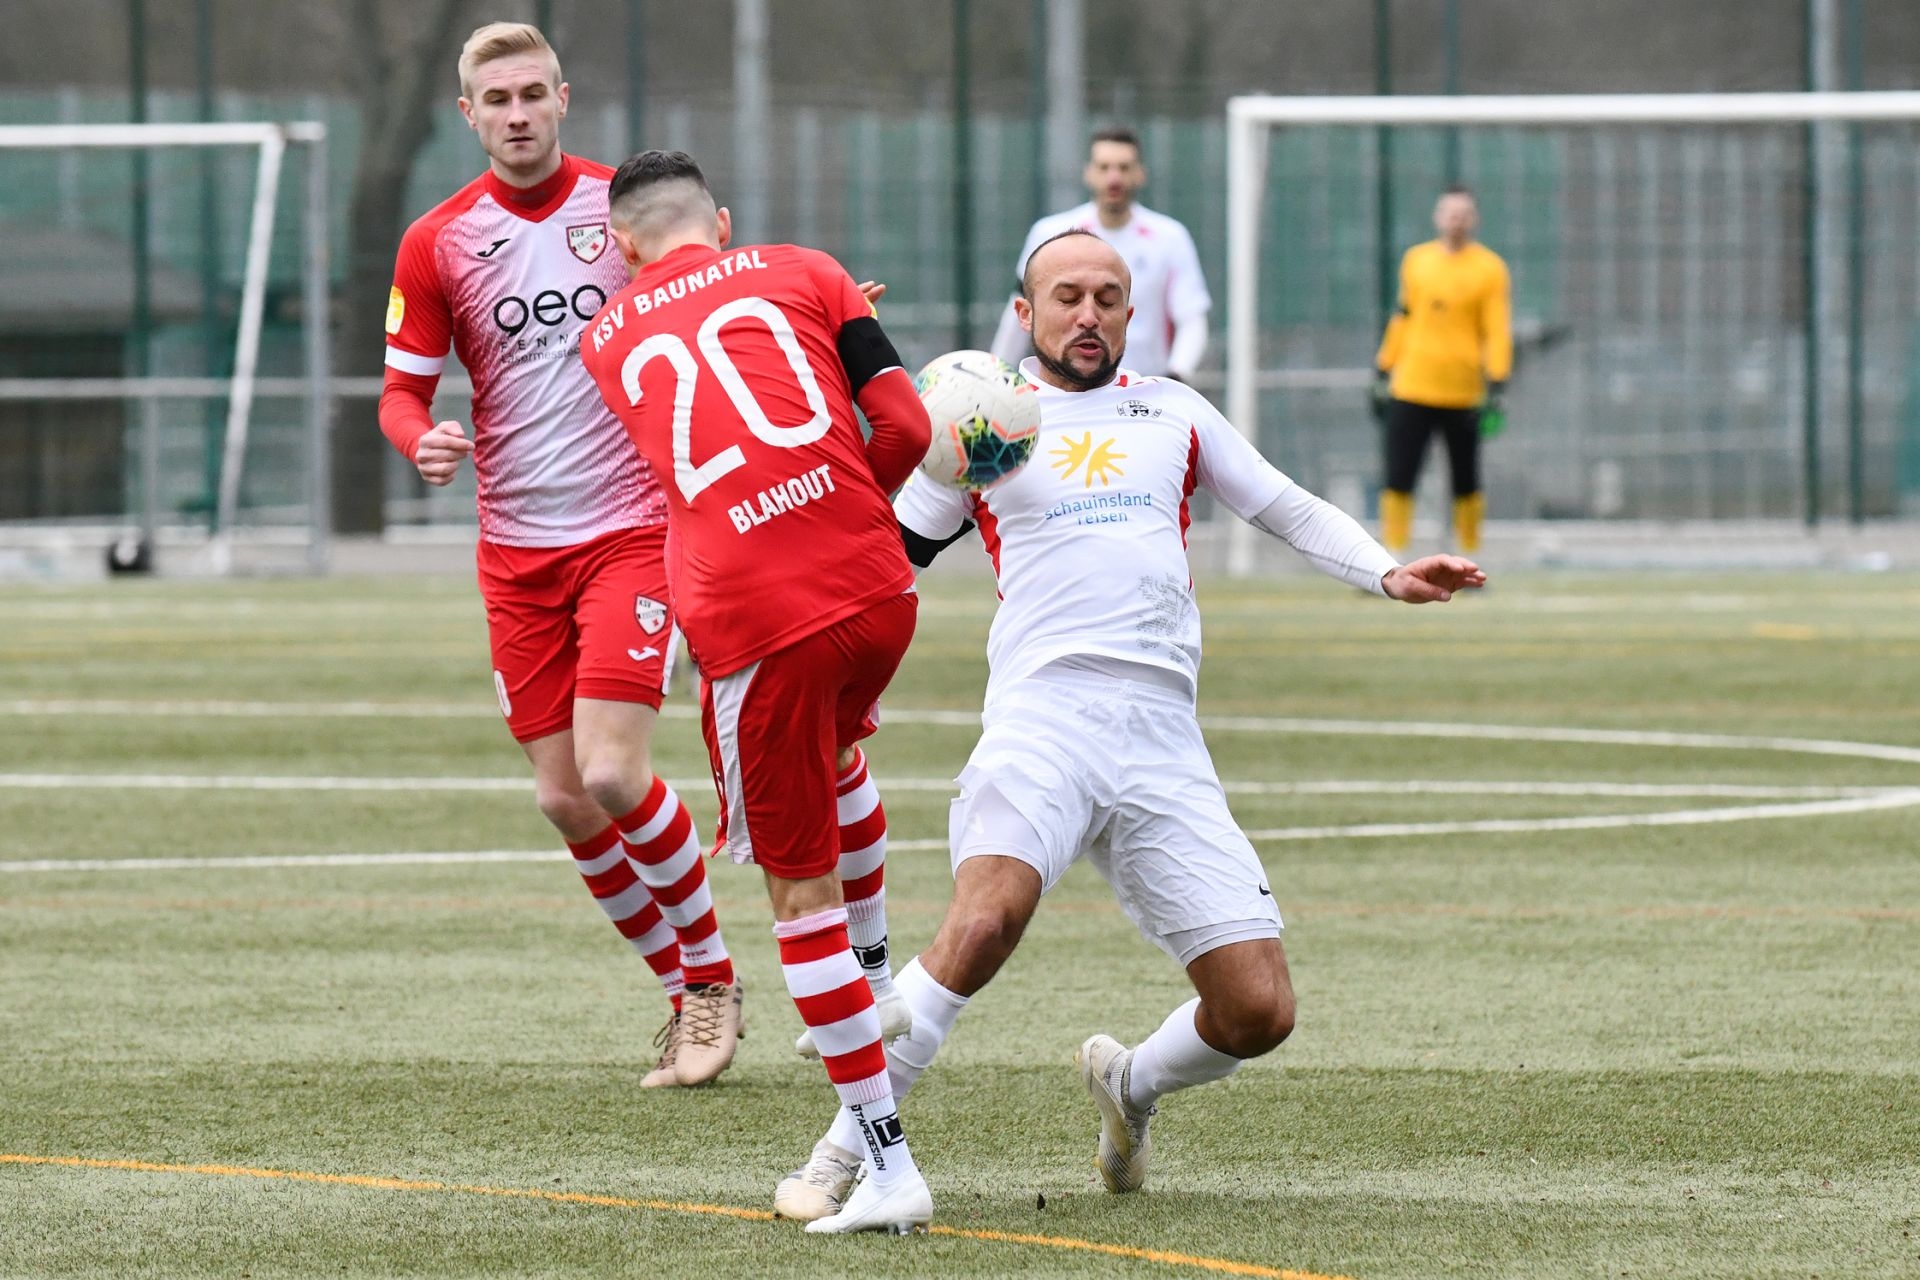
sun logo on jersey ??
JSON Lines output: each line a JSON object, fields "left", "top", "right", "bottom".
{"left": 1049, "top": 432, "right": 1128, "bottom": 488}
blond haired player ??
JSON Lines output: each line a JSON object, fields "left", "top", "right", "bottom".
{"left": 1372, "top": 185, "right": 1513, "bottom": 554}
{"left": 377, "top": 23, "right": 741, "bottom": 1086}
{"left": 780, "top": 229, "right": 1484, "bottom": 1219}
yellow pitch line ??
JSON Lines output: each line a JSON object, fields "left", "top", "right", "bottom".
{"left": 928, "top": 1224, "right": 1353, "bottom": 1279}
{"left": 0, "top": 1153, "right": 1355, "bottom": 1280}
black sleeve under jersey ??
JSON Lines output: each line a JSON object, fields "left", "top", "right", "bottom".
{"left": 899, "top": 519, "right": 975, "bottom": 569}
{"left": 837, "top": 316, "right": 905, "bottom": 397}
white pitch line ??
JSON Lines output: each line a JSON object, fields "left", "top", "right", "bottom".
{"left": 6, "top": 698, "right": 1918, "bottom": 770}
{"left": 1224, "top": 780, "right": 1891, "bottom": 799}
{"left": 8, "top": 787, "right": 1919, "bottom": 875}
{"left": 0, "top": 773, "right": 694, "bottom": 795}
{"left": 0, "top": 849, "right": 565, "bottom": 874}
{"left": 0, "top": 698, "right": 978, "bottom": 728}
{"left": 1194, "top": 714, "right": 1920, "bottom": 768}
{"left": 0, "top": 772, "right": 1895, "bottom": 801}
{"left": 0, "top": 698, "right": 501, "bottom": 720}
{"left": 4, "top": 702, "right": 1916, "bottom": 871}
{"left": 1241, "top": 788, "right": 1920, "bottom": 841}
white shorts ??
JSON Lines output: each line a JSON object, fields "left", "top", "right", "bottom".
{"left": 949, "top": 665, "right": 1282, "bottom": 968}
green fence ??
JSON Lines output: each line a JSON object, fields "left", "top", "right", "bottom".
{"left": 3, "top": 90, "right": 1918, "bottom": 526}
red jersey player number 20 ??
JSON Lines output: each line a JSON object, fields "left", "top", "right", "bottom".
{"left": 582, "top": 242, "right": 914, "bottom": 681}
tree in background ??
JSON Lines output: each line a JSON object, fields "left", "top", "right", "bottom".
{"left": 332, "top": 0, "right": 473, "bottom": 535}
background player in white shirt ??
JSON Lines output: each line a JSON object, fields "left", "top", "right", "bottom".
{"left": 988, "top": 126, "right": 1211, "bottom": 380}
{"left": 784, "top": 230, "right": 1483, "bottom": 1214}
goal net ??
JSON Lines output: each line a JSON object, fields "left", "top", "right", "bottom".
{"left": 0, "top": 122, "right": 331, "bottom": 576}
{"left": 1221, "top": 92, "right": 1920, "bottom": 571}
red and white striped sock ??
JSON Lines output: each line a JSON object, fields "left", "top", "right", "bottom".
{"left": 617, "top": 777, "right": 733, "bottom": 989}
{"left": 835, "top": 749, "right": 892, "bottom": 989}
{"left": 775, "top": 907, "right": 919, "bottom": 1187}
{"left": 566, "top": 826, "right": 685, "bottom": 1009}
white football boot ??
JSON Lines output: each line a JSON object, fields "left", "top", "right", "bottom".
{"left": 795, "top": 982, "right": 913, "bottom": 1059}
{"left": 772, "top": 1139, "right": 862, "bottom": 1222}
{"left": 803, "top": 1167, "right": 932, "bottom": 1235}
{"left": 1076, "top": 1033, "right": 1156, "bottom": 1193}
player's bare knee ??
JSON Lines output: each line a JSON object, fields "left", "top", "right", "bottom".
{"left": 1207, "top": 999, "right": 1293, "bottom": 1060}
{"left": 949, "top": 902, "right": 1026, "bottom": 966}
{"left": 1198, "top": 975, "right": 1295, "bottom": 1058}
{"left": 1252, "top": 993, "right": 1297, "bottom": 1055}
{"left": 576, "top": 754, "right": 648, "bottom": 817}
{"left": 926, "top": 901, "right": 1027, "bottom": 992}
{"left": 533, "top": 778, "right": 597, "bottom": 832}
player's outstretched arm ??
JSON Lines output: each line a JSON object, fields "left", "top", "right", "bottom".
{"left": 1382, "top": 555, "right": 1486, "bottom": 603}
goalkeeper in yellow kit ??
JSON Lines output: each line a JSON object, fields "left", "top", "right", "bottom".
{"left": 1371, "top": 185, "right": 1512, "bottom": 554}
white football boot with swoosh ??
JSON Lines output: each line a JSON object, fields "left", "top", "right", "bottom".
{"left": 1076, "top": 1033, "right": 1156, "bottom": 1193}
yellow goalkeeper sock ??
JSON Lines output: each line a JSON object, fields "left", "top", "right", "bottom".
{"left": 1379, "top": 489, "right": 1413, "bottom": 553}
{"left": 1452, "top": 493, "right": 1485, "bottom": 553}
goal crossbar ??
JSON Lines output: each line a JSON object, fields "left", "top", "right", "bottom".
{"left": 1223, "top": 91, "right": 1920, "bottom": 572}
{"left": 0, "top": 121, "right": 332, "bottom": 573}
{"left": 1227, "top": 90, "right": 1920, "bottom": 129}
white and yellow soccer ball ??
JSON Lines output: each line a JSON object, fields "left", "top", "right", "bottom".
{"left": 913, "top": 350, "right": 1041, "bottom": 491}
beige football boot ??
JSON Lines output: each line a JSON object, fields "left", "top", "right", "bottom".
{"left": 674, "top": 978, "right": 745, "bottom": 1086}
{"left": 772, "top": 1138, "right": 863, "bottom": 1221}
{"left": 640, "top": 1012, "right": 682, "bottom": 1089}
{"left": 1076, "top": 1033, "right": 1156, "bottom": 1193}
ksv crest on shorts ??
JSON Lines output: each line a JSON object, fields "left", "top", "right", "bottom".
{"left": 634, "top": 594, "right": 668, "bottom": 635}
{"left": 568, "top": 222, "right": 608, "bottom": 264}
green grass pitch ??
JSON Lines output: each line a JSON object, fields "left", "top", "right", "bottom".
{"left": 2, "top": 568, "right": 1917, "bottom": 1279}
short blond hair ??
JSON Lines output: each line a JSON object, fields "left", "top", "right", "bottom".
{"left": 458, "top": 22, "right": 562, "bottom": 97}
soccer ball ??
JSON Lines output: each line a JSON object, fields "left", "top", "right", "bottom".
{"left": 913, "top": 350, "right": 1041, "bottom": 491}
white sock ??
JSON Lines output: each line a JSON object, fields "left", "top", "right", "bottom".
{"left": 836, "top": 750, "right": 894, "bottom": 993}
{"left": 826, "top": 955, "right": 968, "bottom": 1153}
{"left": 1126, "top": 997, "right": 1243, "bottom": 1111}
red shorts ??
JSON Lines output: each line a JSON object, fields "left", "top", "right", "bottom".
{"left": 701, "top": 590, "right": 918, "bottom": 880}
{"left": 476, "top": 524, "right": 677, "bottom": 743}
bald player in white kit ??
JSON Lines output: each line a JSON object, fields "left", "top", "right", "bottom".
{"left": 990, "top": 126, "right": 1211, "bottom": 380}
{"left": 775, "top": 229, "right": 1484, "bottom": 1220}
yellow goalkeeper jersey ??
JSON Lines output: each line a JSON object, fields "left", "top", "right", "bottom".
{"left": 1375, "top": 240, "right": 1512, "bottom": 410}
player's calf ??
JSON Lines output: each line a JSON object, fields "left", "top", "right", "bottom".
{"left": 774, "top": 902, "right": 928, "bottom": 1228}
{"left": 1188, "top": 937, "right": 1295, "bottom": 1061}
{"left": 616, "top": 775, "right": 735, "bottom": 990}
{"left": 797, "top": 748, "right": 915, "bottom": 1059}
{"left": 916, "top": 854, "right": 1044, "bottom": 998}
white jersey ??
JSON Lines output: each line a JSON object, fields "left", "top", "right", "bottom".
{"left": 898, "top": 363, "right": 1387, "bottom": 705}
{"left": 1006, "top": 203, "right": 1211, "bottom": 375}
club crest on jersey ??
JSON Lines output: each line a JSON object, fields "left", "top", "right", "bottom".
{"left": 634, "top": 594, "right": 668, "bottom": 635}
{"left": 1116, "top": 398, "right": 1162, "bottom": 419}
{"left": 568, "top": 222, "right": 609, "bottom": 264}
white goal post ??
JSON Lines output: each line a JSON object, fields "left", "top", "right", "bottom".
{"left": 0, "top": 121, "right": 331, "bottom": 574}
{"left": 1223, "top": 90, "right": 1920, "bottom": 574}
